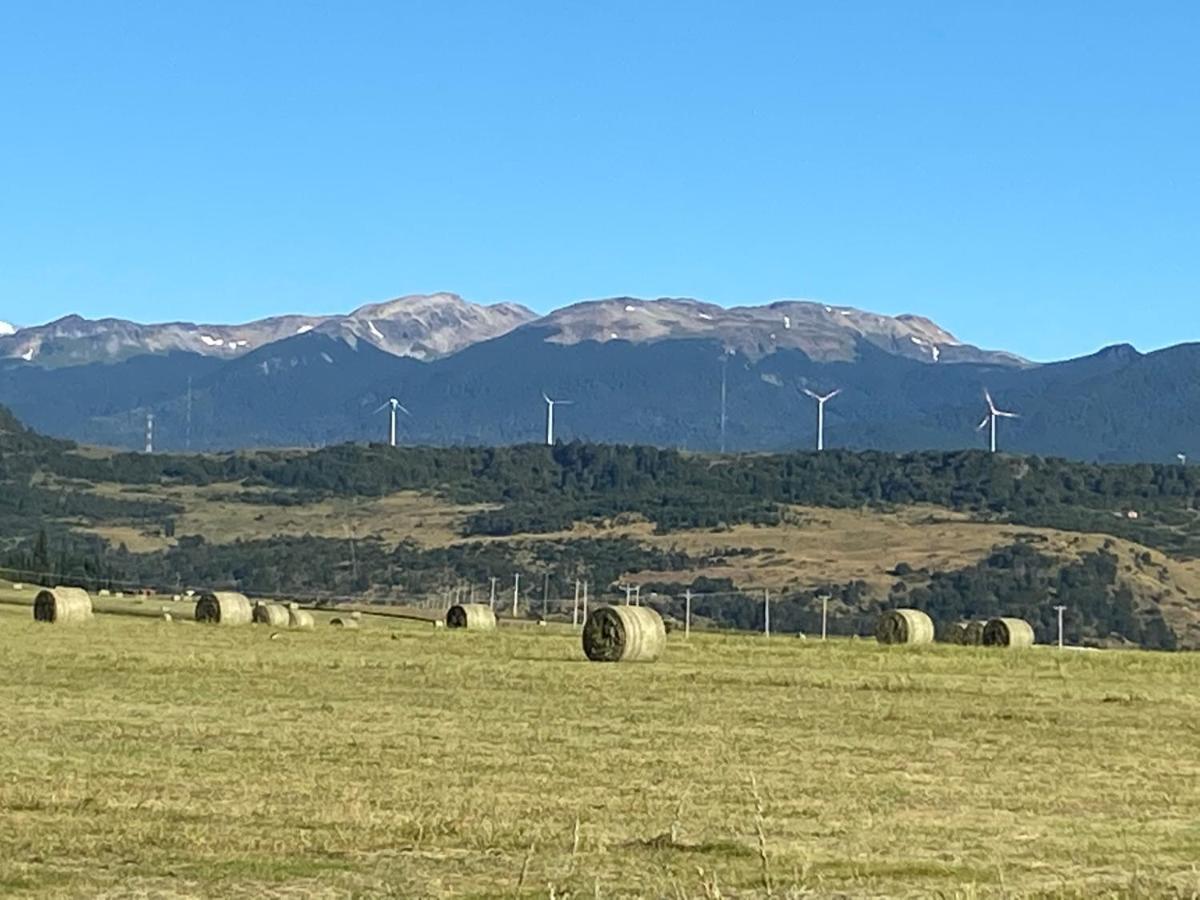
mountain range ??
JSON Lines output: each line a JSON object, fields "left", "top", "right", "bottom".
{"left": 0, "top": 293, "right": 1196, "bottom": 461}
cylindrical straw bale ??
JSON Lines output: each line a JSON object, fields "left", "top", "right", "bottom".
{"left": 875, "top": 608, "right": 935, "bottom": 645}
{"left": 288, "top": 608, "right": 315, "bottom": 629}
{"left": 33, "top": 587, "right": 94, "bottom": 625}
{"left": 582, "top": 606, "right": 666, "bottom": 662}
{"left": 943, "top": 620, "right": 986, "bottom": 645}
{"left": 194, "top": 591, "right": 253, "bottom": 625}
{"left": 445, "top": 603, "right": 497, "bottom": 631}
{"left": 253, "top": 603, "right": 290, "bottom": 627}
{"left": 329, "top": 617, "right": 359, "bottom": 628}
{"left": 982, "top": 617, "right": 1035, "bottom": 648}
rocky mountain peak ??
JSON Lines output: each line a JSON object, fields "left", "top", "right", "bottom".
{"left": 534, "top": 297, "right": 1026, "bottom": 366}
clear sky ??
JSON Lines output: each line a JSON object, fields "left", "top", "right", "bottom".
{"left": 1, "top": 1, "right": 1197, "bottom": 361}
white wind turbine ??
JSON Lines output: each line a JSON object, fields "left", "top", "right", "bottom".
{"left": 543, "top": 392, "right": 573, "bottom": 446}
{"left": 373, "top": 397, "right": 410, "bottom": 447}
{"left": 802, "top": 388, "right": 840, "bottom": 451}
{"left": 977, "top": 389, "right": 1017, "bottom": 453}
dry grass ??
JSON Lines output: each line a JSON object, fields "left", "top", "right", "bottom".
{"left": 77, "top": 480, "right": 490, "bottom": 551}
{"left": 1, "top": 602, "right": 1198, "bottom": 898}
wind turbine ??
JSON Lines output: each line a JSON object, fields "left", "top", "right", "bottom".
{"left": 373, "top": 397, "right": 410, "bottom": 447}
{"left": 977, "top": 389, "right": 1017, "bottom": 453}
{"left": 802, "top": 388, "right": 840, "bottom": 451}
{"left": 1177, "top": 452, "right": 1187, "bottom": 466}
{"left": 543, "top": 392, "right": 573, "bottom": 445}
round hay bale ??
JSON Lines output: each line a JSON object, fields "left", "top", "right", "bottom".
{"left": 98, "top": 588, "right": 111, "bottom": 597}
{"left": 33, "top": 587, "right": 94, "bottom": 625}
{"left": 253, "top": 603, "right": 290, "bottom": 627}
{"left": 875, "top": 608, "right": 935, "bottom": 645}
{"left": 582, "top": 606, "right": 666, "bottom": 663}
{"left": 288, "top": 608, "right": 315, "bottom": 630}
{"left": 445, "top": 603, "right": 497, "bottom": 631}
{"left": 329, "top": 617, "right": 359, "bottom": 629}
{"left": 161, "top": 612, "right": 173, "bottom": 622}
{"left": 12, "top": 582, "right": 24, "bottom": 590}
{"left": 194, "top": 591, "right": 253, "bottom": 626}
{"left": 942, "top": 620, "right": 985, "bottom": 645}
{"left": 350, "top": 611, "right": 362, "bottom": 621}
{"left": 983, "top": 617, "right": 1035, "bottom": 648}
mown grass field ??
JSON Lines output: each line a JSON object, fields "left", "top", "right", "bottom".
{"left": 2, "top": 598, "right": 1199, "bottom": 898}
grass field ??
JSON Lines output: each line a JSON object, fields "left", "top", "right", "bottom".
{"left": 2, "top": 601, "right": 1199, "bottom": 898}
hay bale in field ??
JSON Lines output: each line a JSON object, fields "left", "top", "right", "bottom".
{"left": 194, "top": 591, "right": 253, "bottom": 625}
{"left": 943, "top": 620, "right": 986, "bottom": 645}
{"left": 983, "top": 617, "right": 1035, "bottom": 648}
{"left": 253, "top": 603, "right": 290, "bottom": 627}
{"left": 171, "top": 594, "right": 181, "bottom": 602}
{"left": 99, "top": 588, "right": 111, "bottom": 597}
{"left": 582, "top": 606, "right": 666, "bottom": 663}
{"left": 875, "top": 608, "right": 935, "bottom": 645}
{"left": 33, "top": 587, "right": 94, "bottom": 625}
{"left": 329, "top": 617, "right": 359, "bottom": 628}
{"left": 288, "top": 608, "right": 314, "bottom": 630}
{"left": 161, "top": 612, "right": 173, "bottom": 622}
{"left": 12, "top": 582, "right": 23, "bottom": 590}
{"left": 445, "top": 603, "right": 497, "bottom": 631}
{"left": 350, "top": 610, "right": 362, "bottom": 621}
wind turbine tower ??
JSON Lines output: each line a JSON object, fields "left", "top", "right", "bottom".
{"left": 802, "top": 388, "right": 840, "bottom": 451}
{"left": 543, "top": 392, "right": 573, "bottom": 446}
{"left": 373, "top": 397, "right": 410, "bottom": 447}
{"left": 145, "top": 413, "right": 154, "bottom": 454}
{"left": 977, "top": 389, "right": 1018, "bottom": 453}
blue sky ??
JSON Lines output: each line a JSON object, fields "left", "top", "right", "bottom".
{"left": 1, "top": 1, "right": 1197, "bottom": 361}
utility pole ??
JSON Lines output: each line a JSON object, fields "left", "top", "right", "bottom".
{"left": 572, "top": 580, "right": 581, "bottom": 627}
{"left": 719, "top": 354, "right": 728, "bottom": 453}
{"left": 763, "top": 589, "right": 770, "bottom": 637}
{"left": 624, "top": 584, "right": 633, "bottom": 606}
{"left": 512, "top": 573, "right": 520, "bottom": 617}
{"left": 820, "top": 593, "right": 830, "bottom": 641}
{"left": 582, "top": 580, "right": 589, "bottom": 622}
{"left": 684, "top": 589, "right": 692, "bottom": 639}
{"left": 489, "top": 576, "right": 498, "bottom": 610}
{"left": 1054, "top": 604, "right": 1067, "bottom": 648}
{"left": 634, "top": 585, "right": 641, "bottom": 607}
{"left": 542, "top": 573, "right": 550, "bottom": 619}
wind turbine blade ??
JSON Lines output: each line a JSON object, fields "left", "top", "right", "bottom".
{"left": 996, "top": 410, "right": 1018, "bottom": 418}
{"left": 397, "top": 404, "right": 411, "bottom": 416}
{"left": 372, "top": 403, "right": 389, "bottom": 414}
{"left": 984, "top": 389, "right": 997, "bottom": 413}
{"left": 559, "top": 399, "right": 574, "bottom": 405}
{"left": 976, "top": 416, "right": 990, "bottom": 430}
{"left": 802, "top": 389, "right": 818, "bottom": 400}
{"left": 826, "top": 389, "right": 841, "bottom": 400}
{"left": 542, "top": 392, "right": 551, "bottom": 404}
